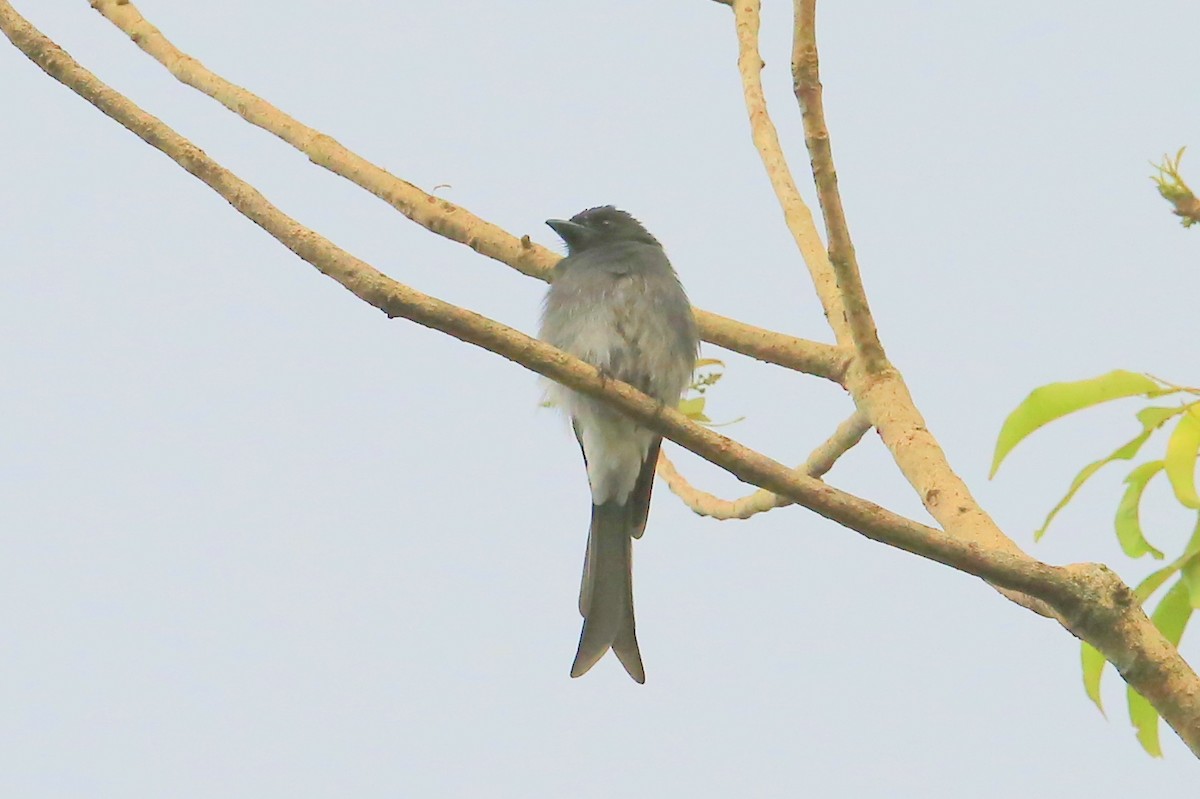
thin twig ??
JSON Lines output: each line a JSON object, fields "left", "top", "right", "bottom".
{"left": 660, "top": 410, "right": 870, "bottom": 519}
{"left": 86, "top": 0, "right": 849, "bottom": 383}
{"left": 729, "top": 0, "right": 851, "bottom": 348}
{"left": 789, "top": 0, "right": 885, "bottom": 370}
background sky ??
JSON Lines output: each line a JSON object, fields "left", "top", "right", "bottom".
{"left": 3, "top": 1, "right": 1198, "bottom": 795}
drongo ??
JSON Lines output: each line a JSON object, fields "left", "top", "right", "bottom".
{"left": 540, "top": 206, "right": 698, "bottom": 683}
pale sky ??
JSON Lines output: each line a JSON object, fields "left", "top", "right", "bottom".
{"left": 3, "top": 1, "right": 1198, "bottom": 795}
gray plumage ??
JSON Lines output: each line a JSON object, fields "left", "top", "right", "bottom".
{"left": 539, "top": 206, "right": 699, "bottom": 683}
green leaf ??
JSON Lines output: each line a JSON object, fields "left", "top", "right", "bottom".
{"left": 1137, "top": 405, "right": 1189, "bottom": 429}
{"left": 1129, "top": 512, "right": 1200, "bottom": 602}
{"left": 1170, "top": 514, "right": 1200, "bottom": 607}
{"left": 1128, "top": 686, "right": 1162, "bottom": 757}
{"left": 1181, "top": 553, "right": 1200, "bottom": 609}
{"left": 703, "top": 415, "right": 747, "bottom": 429}
{"left": 1035, "top": 459, "right": 1114, "bottom": 541}
{"left": 689, "top": 359, "right": 728, "bottom": 393}
{"left": 1127, "top": 580, "right": 1193, "bottom": 757}
{"left": 1114, "top": 460, "right": 1166, "bottom": 559}
{"left": 1080, "top": 641, "right": 1107, "bottom": 715}
{"left": 1032, "top": 407, "right": 1181, "bottom": 540}
{"left": 1165, "top": 407, "right": 1200, "bottom": 508}
{"left": 991, "top": 370, "right": 1160, "bottom": 477}
{"left": 678, "top": 396, "right": 710, "bottom": 423}
{"left": 1134, "top": 563, "right": 1183, "bottom": 603}
{"left": 1180, "top": 515, "right": 1200, "bottom": 563}
{"left": 1153, "top": 576, "right": 1193, "bottom": 646}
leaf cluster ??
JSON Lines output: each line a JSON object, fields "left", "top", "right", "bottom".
{"left": 993, "top": 370, "right": 1200, "bottom": 755}
{"left": 1151, "top": 147, "right": 1198, "bottom": 229}
{"left": 679, "top": 358, "right": 744, "bottom": 427}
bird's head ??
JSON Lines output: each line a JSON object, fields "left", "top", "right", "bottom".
{"left": 546, "top": 206, "right": 660, "bottom": 254}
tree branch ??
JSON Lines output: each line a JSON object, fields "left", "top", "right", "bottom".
{"left": 660, "top": 410, "right": 869, "bottom": 519}
{"left": 4, "top": 0, "right": 1198, "bottom": 756}
{"left": 788, "top": 0, "right": 885, "bottom": 371}
{"left": 730, "top": 0, "right": 851, "bottom": 349}
{"left": 85, "top": 0, "right": 849, "bottom": 383}
{"left": 726, "top": 0, "right": 1200, "bottom": 752}
{"left": 730, "top": 0, "right": 1025, "bottom": 563}
{"left": 0, "top": 2, "right": 1043, "bottom": 593}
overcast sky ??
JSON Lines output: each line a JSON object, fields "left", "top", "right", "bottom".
{"left": 3, "top": 1, "right": 1198, "bottom": 795}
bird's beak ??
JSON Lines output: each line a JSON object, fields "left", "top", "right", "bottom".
{"left": 546, "top": 218, "right": 590, "bottom": 249}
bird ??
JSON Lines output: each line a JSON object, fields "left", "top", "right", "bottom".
{"left": 539, "top": 205, "right": 699, "bottom": 683}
